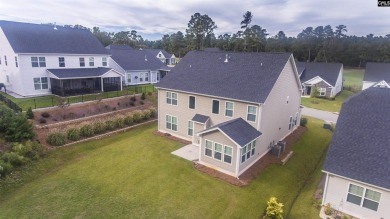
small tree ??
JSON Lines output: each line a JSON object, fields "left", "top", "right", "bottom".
{"left": 266, "top": 197, "right": 284, "bottom": 219}
{"left": 141, "top": 92, "right": 146, "bottom": 100}
{"left": 311, "top": 86, "right": 319, "bottom": 98}
{"left": 26, "top": 107, "right": 34, "bottom": 119}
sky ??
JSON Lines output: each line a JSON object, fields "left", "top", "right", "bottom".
{"left": 0, "top": 0, "right": 389, "bottom": 40}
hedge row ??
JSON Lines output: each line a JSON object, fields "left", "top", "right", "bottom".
{"left": 46, "top": 108, "right": 156, "bottom": 146}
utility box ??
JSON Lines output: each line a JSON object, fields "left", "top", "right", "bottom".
{"left": 271, "top": 145, "right": 282, "bottom": 157}
{"left": 277, "top": 141, "right": 286, "bottom": 153}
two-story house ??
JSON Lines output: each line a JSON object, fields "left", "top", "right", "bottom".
{"left": 157, "top": 51, "right": 302, "bottom": 177}
{"left": 0, "top": 20, "right": 123, "bottom": 97}
{"left": 107, "top": 45, "right": 171, "bottom": 86}
{"left": 362, "top": 62, "right": 390, "bottom": 90}
{"left": 143, "top": 48, "right": 176, "bottom": 65}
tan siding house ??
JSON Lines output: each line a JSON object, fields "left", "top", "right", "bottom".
{"left": 157, "top": 51, "right": 302, "bottom": 177}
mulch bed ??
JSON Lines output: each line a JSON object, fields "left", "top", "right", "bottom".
{"left": 195, "top": 126, "right": 308, "bottom": 186}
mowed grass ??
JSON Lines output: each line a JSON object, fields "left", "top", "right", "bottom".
{"left": 343, "top": 68, "right": 364, "bottom": 91}
{"left": 0, "top": 119, "right": 331, "bottom": 218}
{"left": 301, "top": 90, "right": 354, "bottom": 112}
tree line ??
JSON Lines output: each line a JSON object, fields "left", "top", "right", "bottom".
{"left": 64, "top": 11, "right": 390, "bottom": 67}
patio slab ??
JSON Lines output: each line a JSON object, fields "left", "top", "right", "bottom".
{"left": 171, "top": 144, "right": 199, "bottom": 161}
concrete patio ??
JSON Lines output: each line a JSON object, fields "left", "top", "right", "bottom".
{"left": 171, "top": 144, "right": 199, "bottom": 161}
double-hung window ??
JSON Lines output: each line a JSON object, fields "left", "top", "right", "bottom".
{"left": 102, "top": 57, "right": 107, "bottom": 66}
{"left": 79, "top": 57, "right": 85, "bottom": 67}
{"left": 4, "top": 56, "right": 7, "bottom": 66}
{"left": 127, "top": 73, "right": 131, "bottom": 83}
{"left": 145, "top": 73, "right": 149, "bottom": 81}
{"left": 347, "top": 184, "right": 381, "bottom": 211}
{"left": 247, "top": 105, "right": 257, "bottom": 122}
{"left": 166, "top": 92, "right": 177, "bottom": 105}
{"left": 241, "top": 140, "right": 256, "bottom": 163}
{"left": 289, "top": 116, "right": 293, "bottom": 130}
{"left": 33, "top": 77, "right": 49, "bottom": 90}
{"left": 188, "top": 121, "right": 194, "bottom": 136}
{"left": 89, "top": 57, "right": 94, "bottom": 66}
{"left": 189, "top": 96, "right": 195, "bottom": 109}
{"left": 214, "top": 143, "right": 223, "bottom": 160}
{"left": 224, "top": 146, "right": 232, "bottom": 164}
{"left": 166, "top": 115, "right": 177, "bottom": 131}
{"left": 205, "top": 140, "right": 213, "bottom": 157}
{"left": 31, "top": 57, "right": 46, "bottom": 67}
{"left": 225, "top": 102, "right": 234, "bottom": 117}
{"left": 59, "top": 57, "right": 65, "bottom": 67}
{"left": 212, "top": 100, "right": 220, "bottom": 114}
{"left": 319, "top": 88, "right": 326, "bottom": 96}
{"left": 140, "top": 73, "right": 144, "bottom": 82}
{"left": 15, "top": 56, "right": 18, "bottom": 67}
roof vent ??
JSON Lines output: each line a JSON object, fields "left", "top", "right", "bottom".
{"left": 145, "top": 55, "right": 147, "bottom": 61}
{"left": 53, "top": 22, "right": 57, "bottom": 30}
{"left": 224, "top": 54, "right": 229, "bottom": 63}
{"left": 261, "top": 62, "right": 263, "bottom": 67}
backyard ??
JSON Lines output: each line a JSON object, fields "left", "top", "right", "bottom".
{"left": 300, "top": 68, "right": 364, "bottom": 112}
{"left": 0, "top": 117, "right": 331, "bottom": 218}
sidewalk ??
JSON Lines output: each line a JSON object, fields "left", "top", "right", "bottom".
{"left": 301, "top": 107, "right": 339, "bottom": 123}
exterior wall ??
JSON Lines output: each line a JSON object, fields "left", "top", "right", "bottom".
{"left": 124, "top": 70, "right": 159, "bottom": 85}
{"left": 192, "top": 122, "right": 206, "bottom": 145}
{"left": 323, "top": 174, "right": 390, "bottom": 219}
{"left": 333, "top": 67, "right": 343, "bottom": 95}
{"left": 199, "top": 130, "right": 238, "bottom": 176}
{"left": 362, "top": 81, "right": 376, "bottom": 90}
{"left": 313, "top": 81, "right": 333, "bottom": 98}
{"left": 157, "top": 89, "right": 260, "bottom": 142}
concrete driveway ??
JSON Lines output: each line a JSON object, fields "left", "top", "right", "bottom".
{"left": 171, "top": 144, "right": 199, "bottom": 161}
{"left": 301, "top": 107, "right": 339, "bottom": 123}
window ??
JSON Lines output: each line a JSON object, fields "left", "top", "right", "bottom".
{"left": 158, "top": 54, "right": 162, "bottom": 57}
{"left": 166, "top": 115, "right": 177, "bottom": 131}
{"left": 247, "top": 105, "right": 257, "bottom": 122}
{"left": 79, "top": 57, "right": 85, "bottom": 67}
{"left": 4, "top": 56, "right": 7, "bottom": 66}
{"left": 140, "top": 73, "right": 144, "bottom": 82}
{"left": 214, "top": 143, "right": 223, "bottom": 160}
{"left": 33, "top": 77, "right": 48, "bottom": 90}
{"left": 347, "top": 184, "right": 381, "bottom": 211}
{"left": 31, "top": 57, "right": 46, "bottom": 67}
{"left": 102, "top": 57, "right": 107, "bottom": 66}
{"left": 224, "top": 146, "right": 232, "bottom": 164}
{"left": 212, "top": 100, "right": 220, "bottom": 114}
{"left": 0, "top": 56, "right": 2, "bottom": 65}
{"left": 225, "top": 102, "right": 234, "bottom": 117}
{"left": 289, "top": 116, "right": 293, "bottom": 130}
{"left": 189, "top": 96, "right": 195, "bottom": 109}
{"left": 59, "top": 57, "right": 65, "bottom": 67}
{"left": 205, "top": 140, "right": 212, "bottom": 157}
{"left": 89, "top": 57, "right": 94, "bottom": 66}
{"left": 319, "top": 88, "right": 326, "bottom": 96}
{"left": 241, "top": 140, "right": 256, "bottom": 163}
{"left": 145, "top": 72, "right": 149, "bottom": 81}
{"left": 15, "top": 56, "right": 18, "bottom": 67}
{"left": 157, "top": 73, "right": 160, "bottom": 81}
{"left": 6, "top": 75, "right": 9, "bottom": 83}
{"left": 127, "top": 73, "right": 131, "bottom": 83}
{"left": 294, "top": 113, "right": 298, "bottom": 126}
{"left": 188, "top": 121, "right": 194, "bottom": 136}
{"left": 166, "top": 92, "right": 177, "bottom": 105}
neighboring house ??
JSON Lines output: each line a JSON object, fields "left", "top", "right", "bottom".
{"left": 322, "top": 87, "right": 390, "bottom": 219}
{"left": 0, "top": 20, "right": 123, "bottom": 97}
{"left": 156, "top": 51, "right": 302, "bottom": 177}
{"left": 296, "top": 62, "right": 343, "bottom": 98}
{"left": 107, "top": 45, "right": 170, "bottom": 86}
{"left": 142, "top": 48, "right": 176, "bottom": 65}
{"left": 362, "top": 62, "right": 390, "bottom": 90}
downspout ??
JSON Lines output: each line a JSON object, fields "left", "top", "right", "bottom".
{"left": 235, "top": 145, "right": 241, "bottom": 178}
{"left": 322, "top": 172, "right": 329, "bottom": 205}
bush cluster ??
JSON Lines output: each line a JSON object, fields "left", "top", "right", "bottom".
{"left": 300, "top": 117, "right": 308, "bottom": 127}
{"left": 0, "top": 106, "right": 35, "bottom": 142}
{"left": 46, "top": 131, "right": 66, "bottom": 146}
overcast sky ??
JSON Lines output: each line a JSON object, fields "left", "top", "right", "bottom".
{"left": 0, "top": 0, "right": 389, "bottom": 40}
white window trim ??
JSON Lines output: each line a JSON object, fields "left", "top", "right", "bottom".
{"left": 165, "top": 114, "right": 178, "bottom": 132}
{"left": 126, "top": 73, "right": 132, "bottom": 83}
{"left": 204, "top": 139, "right": 233, "bottom": 166}
{"left": 145, "top": 72, "right": 149, "bottom": 81}
{"left": 89, "top": 57, "right": 94, "bottom": 66}
{"left": 102, "top": 57, "right": 107, "bottom": 66}
{"left": 166, "top": 91, "right": 178, "bottom": 106}
{"left": 212, "top": 99, "right": 220, "bottom": 115}
{"left": 319, "top": 87, "right": 326, "bottom": 96}
{"left": 345, "top": 183, "right": 382, "bottom": 212}
{"left": 205, "top": 140, "right": 213, "bottom": 157}
{"left": 187, "top": 120, "right": 194, "bottom": 136}
{"left": 246, "top": 105, "right": 257, "bottom": 123}
{"left": 79, "top": 57, "right": 85, "bottom": 67}
{"left": 240, "top": 140, "right": 256, "bottom": 164}
{"left": 31, "top": 56, "right": 46, "bottom": 67}
{"left": 59, "top": 57, "right": 65, "bottom": 67}
{"left": 223, "top": 145, "right": 233, "bottom": 165}
{"left": 189, "top": 95, "right": 196, "bottom": 110}
{"left": 15, "top": 56, "right": 18, "bottom": 68}
{"left": 225, "top": 101, "right": 234, "bottom": 117}
{"left": 33, "top": 77, "right": 49, "bottom": 90}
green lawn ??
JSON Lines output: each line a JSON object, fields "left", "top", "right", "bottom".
{"left": 343, "top": 68, "right": 364, "bottom": 91}
{"left": 0, "top": 118, "right": 331, "bottom": 218}
{"left": 301, "top": 90, "right": 354, "bottom": 112}
{"left": 1, "top": 84, "right": 156, "bottom": 111}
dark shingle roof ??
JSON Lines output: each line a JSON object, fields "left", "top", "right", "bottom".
{"left": 157, "top": 51, "right": 293, "bottom": 103}
{"left": 200, "top": 118, "right": 262, "bottom": 147}
{"left": 297, "top": 62, "right": 343, "bottom": 86}
{"left": 203, "top": 47, "right": 221, "bottom": 52}
{"left": 108, "top": 48, "right": 167, "bottom": 71}
{"left": 363, "top": 62, "right": 390, "bottom": 82}
{"left": 323, "top": 87, "right": 390, "bottom": 190}
{"left": 143, "top": 49, "right": 173, "bottom": 58}
{"left": 191, "top": 114, "right": 210, "bottom": 123}
{"left": 47, "top": 67, "right": 117, "bottom": 79}
{"left": 105, "top": 45, "right": 133, "bottom": 50}
{"left": 0, "top": 20, "right": 109, "bottom": 55}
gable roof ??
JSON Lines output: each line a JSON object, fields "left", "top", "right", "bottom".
{"left": 297, "top": 62, "right": 343, "bottom": 86}
{"left": 363, "top": 62, "right": 390, "bottom": 83}
{"left": 0, "top": 20, "right": 109, "bottom": 55}
{"left": 47, "top": 67, "right": 121, "bottom": 79}
{"left": 143, "top": 48, "right": 173, "bottom": 58}
{"left": 191, "top": 114, "right": 210, "bottom": 123}
{"left": 198, "top": 118, "right": 262, "bottom": 147}
{"left": 323, "top": 87, "right": 390, "bottom": 190}
{"left": 157, "top": 51, "right": 293, "bottom": 103}
{"left": 108, "top": 47, "right": 167, "bottom": 71}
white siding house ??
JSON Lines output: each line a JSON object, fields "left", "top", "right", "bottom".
{"left": 362, "top": 62, "right": 390, "bottom": 90}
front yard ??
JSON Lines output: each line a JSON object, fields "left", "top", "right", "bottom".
{"left": 0, "top": 118, "right": 331, "bottom": 218}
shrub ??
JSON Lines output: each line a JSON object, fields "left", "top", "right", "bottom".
{"left": 141, "top": 92, "right": 146, "bottom": 100}
{"left": 26, "top": 107, "right": 34, "bottom": 119}
{"left": 114, "top": 116, "right": 125, "bottom": 128}
{"left": 25, "top": 140, "right": 46, "bottom": 160}
{"left": 130, "top": 96, "right": 137, "bottom": 102}
{"left": 124, "top": 115, "right": 134, "bottom": 126}
{"left": 140, "top": 101, "right": 144, "bottom": 105}
{"left": 266, "top": 197, "right": 284, "bottom": 219}
{"left": 2, "top": 152, "right": 25, "bottom": 166}
{"left": 105, "top": 120, "right": 116, "bottom": 131}
{"left": 39, "top": 118, "right": 47, "bottom": 124}
{"left": 0, "top": 160, "right": 13, "bottom": 177}
{"left": 130, "top": 101, "right": 135, "bottom": 106}
{"left": 6, "top": 114, "right": 35, "bottom": 142}
{"left": 142, "top": 110, "right": 151, "bottom": 120}
{"left": 148, "top": 92, "right": 152, "bottom": 96}
{"left": 324, "top": 203, "right": 333, "bottom": 216}
{"left": 300, "top": 117, "right": 308, "bottom": 127}
{"left": 67, "top": 128, "right": 80, "bottom": 141}
{"left": 41, "top": 112, "right": 50, "bottom": 118}
{"left": 93, "top": 121, "right": 106, "bottom": 134}
{"left": 46, "top": 131, "right": 66, "bottom": 146}
{"left": 79, "top": 124, "right": 95, "bottom": 137}
{"left": 149, "top": 107, "right": 157, "bottom": 118}
{"left": 132, "top": 111, "right": 143, "bottom": 123}
{"left": 12, "top": 142, "right": 32, "bottom": 157}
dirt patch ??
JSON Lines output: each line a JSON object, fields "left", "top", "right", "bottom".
{"left": 153, "top": 131, "right": 191, "bottom": 145}
{"left": 194, "top": 126, "right": 307, "bottom": 186}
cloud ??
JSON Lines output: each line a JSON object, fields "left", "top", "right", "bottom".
{"left": 0, "top": 0, "right": 389, "bottom": 40}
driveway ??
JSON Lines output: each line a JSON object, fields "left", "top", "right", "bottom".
{"left": 301, "top": 107, "right": 339, "bottom": 123}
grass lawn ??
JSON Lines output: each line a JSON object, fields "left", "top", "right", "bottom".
{"left": 0, "top": 84, "right": 156, "bottom": 111}
{"left": 343, "top": 68, "right": 364, "bottom": 91}
{"left": 0, "top": 118, "right": 331, "bottom": 218}
{"left": 301, "top": 90, "right": 354, "bottom": 112}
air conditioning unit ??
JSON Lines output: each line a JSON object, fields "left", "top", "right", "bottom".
{"left": 277, "top": 141, "right": 286, "bottom": 153}
{"left": 271, "top": 145, "right": 282, "bottom": 157}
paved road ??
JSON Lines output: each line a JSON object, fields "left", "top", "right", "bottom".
{"left": 301, "top": 107, "right": 339, "bottom": 123}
